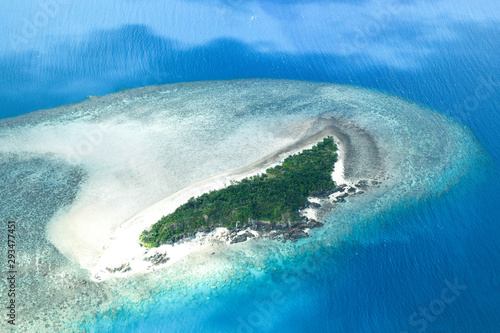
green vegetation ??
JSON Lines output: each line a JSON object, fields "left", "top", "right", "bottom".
{"left": 140, "top": 137, "right": 338, "bottom": 247}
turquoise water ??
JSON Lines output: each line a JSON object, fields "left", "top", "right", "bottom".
{"left": 0, "top": 1, "right": 498, "bottom": 332}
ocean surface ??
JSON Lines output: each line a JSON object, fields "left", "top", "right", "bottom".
{"left": 0, "top": 0, "right": 498, "bottom": 332}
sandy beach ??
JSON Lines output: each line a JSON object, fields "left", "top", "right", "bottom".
{"left": 41, "top": 112, "right": 385, "bottom": 282}
{"left": 90, "top": 130, "right": 349, "bottom": 281}
{"left": 0, "top": 78, "right": 480, "bottom": 332}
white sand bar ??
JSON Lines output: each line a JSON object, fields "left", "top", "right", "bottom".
{"left": 91, "top": 130, "right": 347, "bottom": 281}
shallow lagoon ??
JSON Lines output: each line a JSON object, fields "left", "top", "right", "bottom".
{"left": 0, "top": 79, "right": 489, "bottom": 332}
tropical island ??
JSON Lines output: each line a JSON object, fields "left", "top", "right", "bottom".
{"left": 140, "top": 137, "right": 339, "bottom": 247}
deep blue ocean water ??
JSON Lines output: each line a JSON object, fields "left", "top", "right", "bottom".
{"left": 1, "top": 0, "right": 498, "bottom": 332}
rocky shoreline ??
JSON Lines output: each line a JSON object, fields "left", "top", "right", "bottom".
{"left": 91, "top": 112, "right": 390, "bottom": 280}
{"left": 101, "top": 179, "right": 381, "bottom": 275}
{"left": 225, "top": 179, "right": 381, "bottom": 244}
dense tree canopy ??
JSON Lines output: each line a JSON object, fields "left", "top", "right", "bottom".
{"left": 140, "top": 137, "right": 338, "bottom": 247}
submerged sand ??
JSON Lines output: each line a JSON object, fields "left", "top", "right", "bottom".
{"left": 42, "top": 112, "right": 385, "bottom": 280}
{"left": 0, "top": 79, "right": 480, "bottom": 332}
{"left": 92, "top": 125, "right": 354, "bottom": 281}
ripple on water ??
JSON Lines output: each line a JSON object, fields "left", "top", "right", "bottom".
{"left": 0, "top": 80, "right": 484, "bottom": 332}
